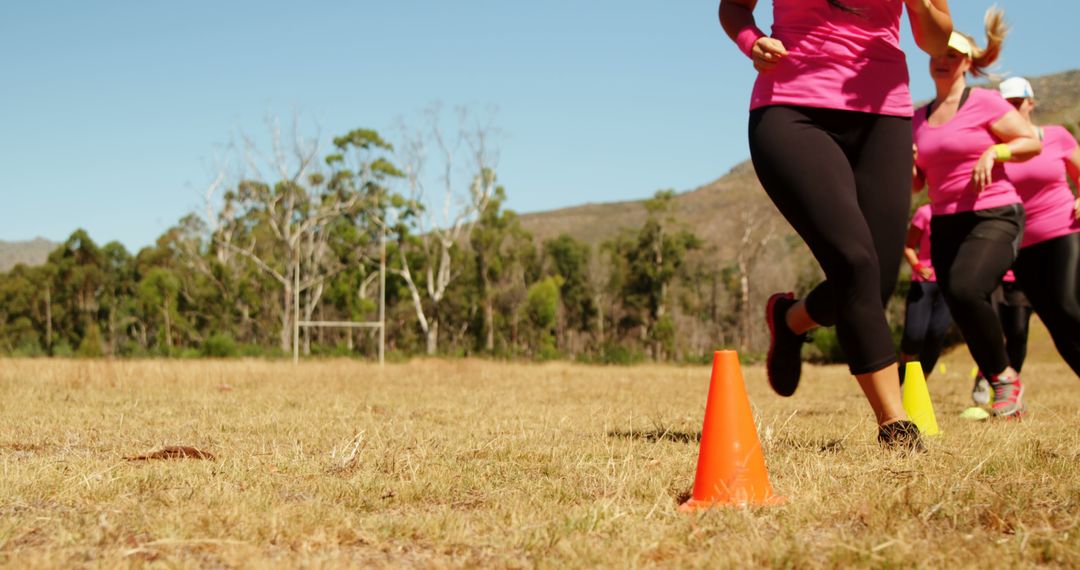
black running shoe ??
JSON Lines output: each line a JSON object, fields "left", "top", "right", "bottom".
{"left": 877, "top": 420, "right": 925, "bottom": 452}
{"left": 765, "top": 292, "right": 806, "bottom": 397}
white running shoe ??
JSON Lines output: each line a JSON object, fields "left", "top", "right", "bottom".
{"left": 971, "top": 372, "right": 992, "bottom": 406}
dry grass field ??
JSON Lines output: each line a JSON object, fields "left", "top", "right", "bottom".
{"left": 2, "top": 323, "right": 1080, "bottom": 568}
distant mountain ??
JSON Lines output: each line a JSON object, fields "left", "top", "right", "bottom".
{"left": 1019, "top": 69, "right": 1080, "bottom": 127}
{"left": 0, "top": 238, "right": 58, "bottom": 272}
{"left": 520, "top": 68, "right": 1080, "bottom": 250}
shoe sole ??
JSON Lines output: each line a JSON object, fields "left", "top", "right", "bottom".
{"left": 765, "top": 293, "right": 793, "bottom": 397}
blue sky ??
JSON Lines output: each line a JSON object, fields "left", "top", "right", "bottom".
{"left": 2, "top": 1, "right": 1077, "bottom": 250}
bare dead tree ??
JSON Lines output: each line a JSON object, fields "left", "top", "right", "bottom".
{"left": 212, "top": 116, "right": 367, "bottom": 352}
{"left": 735, "top": 202, "right": 780, "bottom": 350}
{"left": 393, "top": 106, "right": 498, "bottom": 355}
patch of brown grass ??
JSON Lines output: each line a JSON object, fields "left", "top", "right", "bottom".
{"left": 1, "top": 333, "right": 1079, "bottom": 567}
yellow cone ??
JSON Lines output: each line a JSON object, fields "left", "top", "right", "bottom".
{"left": 902, "top": 361, "right": 941, "bottom": 436}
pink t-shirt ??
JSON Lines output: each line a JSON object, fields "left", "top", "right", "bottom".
{"left": 749, "top": 0, "right": 912, "bottom": 117}
{"left": 913, "top": 88, "right": 1023, "bottom": 215}
{"left": 909, "top": 204, "right": 936, "bottom": 282}
{"left": 1005, "top": 126, "right": 1080, "bottom": 248}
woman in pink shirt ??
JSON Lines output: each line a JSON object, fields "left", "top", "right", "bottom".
{"left": 900, "top": 204, "right": 953, "bottom": 381}
{"left": 911, "top": 12, "right": 1042, "bottom": 418}
{"left": 1000, "top": 77, "right": 1080, "bottom": 378}
{"left": 720, "top": 0, "right": 952, "bottom": 450}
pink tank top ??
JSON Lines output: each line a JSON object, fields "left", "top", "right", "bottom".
{"left": 912, "top": 89, "right": 1023, "bottom": 215}
{"left": 1005, "top": 126, "right": 1080, "bottom": 248}
{"left": 909, "top": 204, "right": 936, "bottom": 282}
{"left": 750, "top": 0, "right": 912, "bottom": 117}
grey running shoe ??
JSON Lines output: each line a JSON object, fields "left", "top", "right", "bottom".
{"left": 878, "top": 420, "right": 925, "bottom": 452}
{"left": 971, "top": 372, "right": 992, "bottom": 406}
{"left": 989, "top": 374, "right": 1024, "bottom": 418}
{"left": 765, "top": 292, "right": 807, "bottom": 397}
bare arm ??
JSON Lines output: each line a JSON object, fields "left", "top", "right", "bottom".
{"left": 912, "top": 168, "right": 926, "bottom": 193}
{"left": 972, "top": 111, "right": 1043, "bottom": 190}
{"left": 718, "top": 0, "right": 757, "bottom": 42}
{"left": 912, "top": 144, "right": 926, "bottom": 193}
{"left": 991, "top": 112, "right": 1043, "bottom": 162}
{"left": 1066, "top": 145, "right": 1080, "bottom": 219}
{"left": 904, "top": 0, "right": 952, "bottom": 57}
{"left": 719, "top": 0, "right": 788, "bottom": 72}
{"left": 904, "top": 224, "right": 933, "bottom": 279}
{"left": 1066, "top": 145, "right": 1080, "bottom": 187}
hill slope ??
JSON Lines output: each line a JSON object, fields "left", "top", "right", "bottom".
{"left": 0, "top": 238, "right": 57, "bottom": 272}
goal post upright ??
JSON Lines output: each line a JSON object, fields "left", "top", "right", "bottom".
{"left": 292, "top": 228, "right": 387, "bottom": 367}
{"left": 379, "top": 224, "right": 386, "bottom": 367}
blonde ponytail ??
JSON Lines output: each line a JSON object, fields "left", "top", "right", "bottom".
{"left": 959, "top": 7, "right": 1008, "bottom": 78}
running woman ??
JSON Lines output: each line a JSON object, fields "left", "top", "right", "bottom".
{"left": 1000, "top": 76, "right": 1080, "bottom": 378}
{"left": 912, "top": 11, "right": 1043, "bottom": 418}
{"left": 719, "top": 0, "right": 952, "bottom": 449}
{"left": 900, "top": 203, "right": 953, "bottom": 381}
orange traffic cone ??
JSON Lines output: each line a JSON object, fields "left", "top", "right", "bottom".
{"left": 680, "top": 350, "right": 784, "bottom": 511}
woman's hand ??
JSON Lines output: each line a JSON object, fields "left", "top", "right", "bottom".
{"left": 1074, "top": 197, "right": 1080, "bottom": 221}
{"left": 751, "top": 37, "right": 788, "bottom": 72}
{"left": 918, "top": 266, "right": 935, "bottom": 280}
{"left": 972, "top": 147, "right": 998, "bottom": 191}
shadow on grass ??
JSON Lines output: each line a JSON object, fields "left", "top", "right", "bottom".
{"left": 606, "top": 429, "right": 701, "bottom": 444}
{"left": 607, "top": 429, "right": 845, "bottom": 454}
{"left": 772, "top": 436, "right": 845, "bottom": 453}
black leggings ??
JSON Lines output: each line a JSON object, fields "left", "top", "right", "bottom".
{"left": 930, "top": 205, "right": 1024, "bottom": 377}
{"left": 900, "top": 281, "right": 953, "bottom": 377}
{"left": 994, "top": 282, "right": 1033, "bottom": 372}
{"left": 1013, "top": 232, "right": 1080, "bottom": 377}
{"left": 749, "top": 105, "right": 912, "bottom": 375}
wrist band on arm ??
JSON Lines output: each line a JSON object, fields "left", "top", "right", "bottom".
{"left": 993, "top": 143, "right": 1012, "bottom": 162}
{"left": 735, "top": 26, "right": 766, "bottom": 58}
{"left": 913, "top": 262, "right": 924, "bottom": 273}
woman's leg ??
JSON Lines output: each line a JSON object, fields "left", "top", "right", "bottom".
{"left": 1014, "top": 232, "right": 1080, "bottom": 377}
{"left": 997, "top": 282, "right": 1032, "bottom": 369}
{"left": 921, "top": 283, "right": 954, "bottom": 375}
{"left": 932, "top": 208, "right": 1024, "bottom": 416}
{"left": 932, "top": 211, "right": 1021, "bottom": 376}
{"left": 848, "top": 113, "right": 913, "bottom": 425}
{"left": 750, "top": 106, "right": 909, "bottom": 429}
{"left": 900, "top": 282, "right": 934, "bottom": 379}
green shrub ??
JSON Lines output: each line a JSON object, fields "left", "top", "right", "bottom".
{"left": 76, "top": 324, "right": 104, "bottom": 358}
{"left": 201, "top": 332, "right": 238, "bottom": 358}
{"left": 13, "top": 339, "right": 45, "bottom": 357}
{"left": 52, "top": 340, "right": 74, "bottom": 358}
{"left": 806, "top": 327, "right": 845, "bottom": 364}
{"left": 596, "top": 342, "right": 645, "bottom": 365}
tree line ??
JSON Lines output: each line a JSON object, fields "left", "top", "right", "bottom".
{"left": 0, "top": 116, "right": 861, "bottom": 363}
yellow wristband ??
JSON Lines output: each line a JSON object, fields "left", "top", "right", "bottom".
{"left": 993, "top": 143, "right": 1012, "bottom": 162}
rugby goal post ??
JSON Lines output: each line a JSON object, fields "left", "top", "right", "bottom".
{"left": 293, "top": 234, "right": 386, "bottom": 366}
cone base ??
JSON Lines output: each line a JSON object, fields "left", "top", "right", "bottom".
{"left": 679, "top": 494, "right": 786, "bottom": 512}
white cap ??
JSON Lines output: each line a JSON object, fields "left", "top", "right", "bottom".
{"left": 999, "top": 77, "right": 1035, "bottom": 100}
